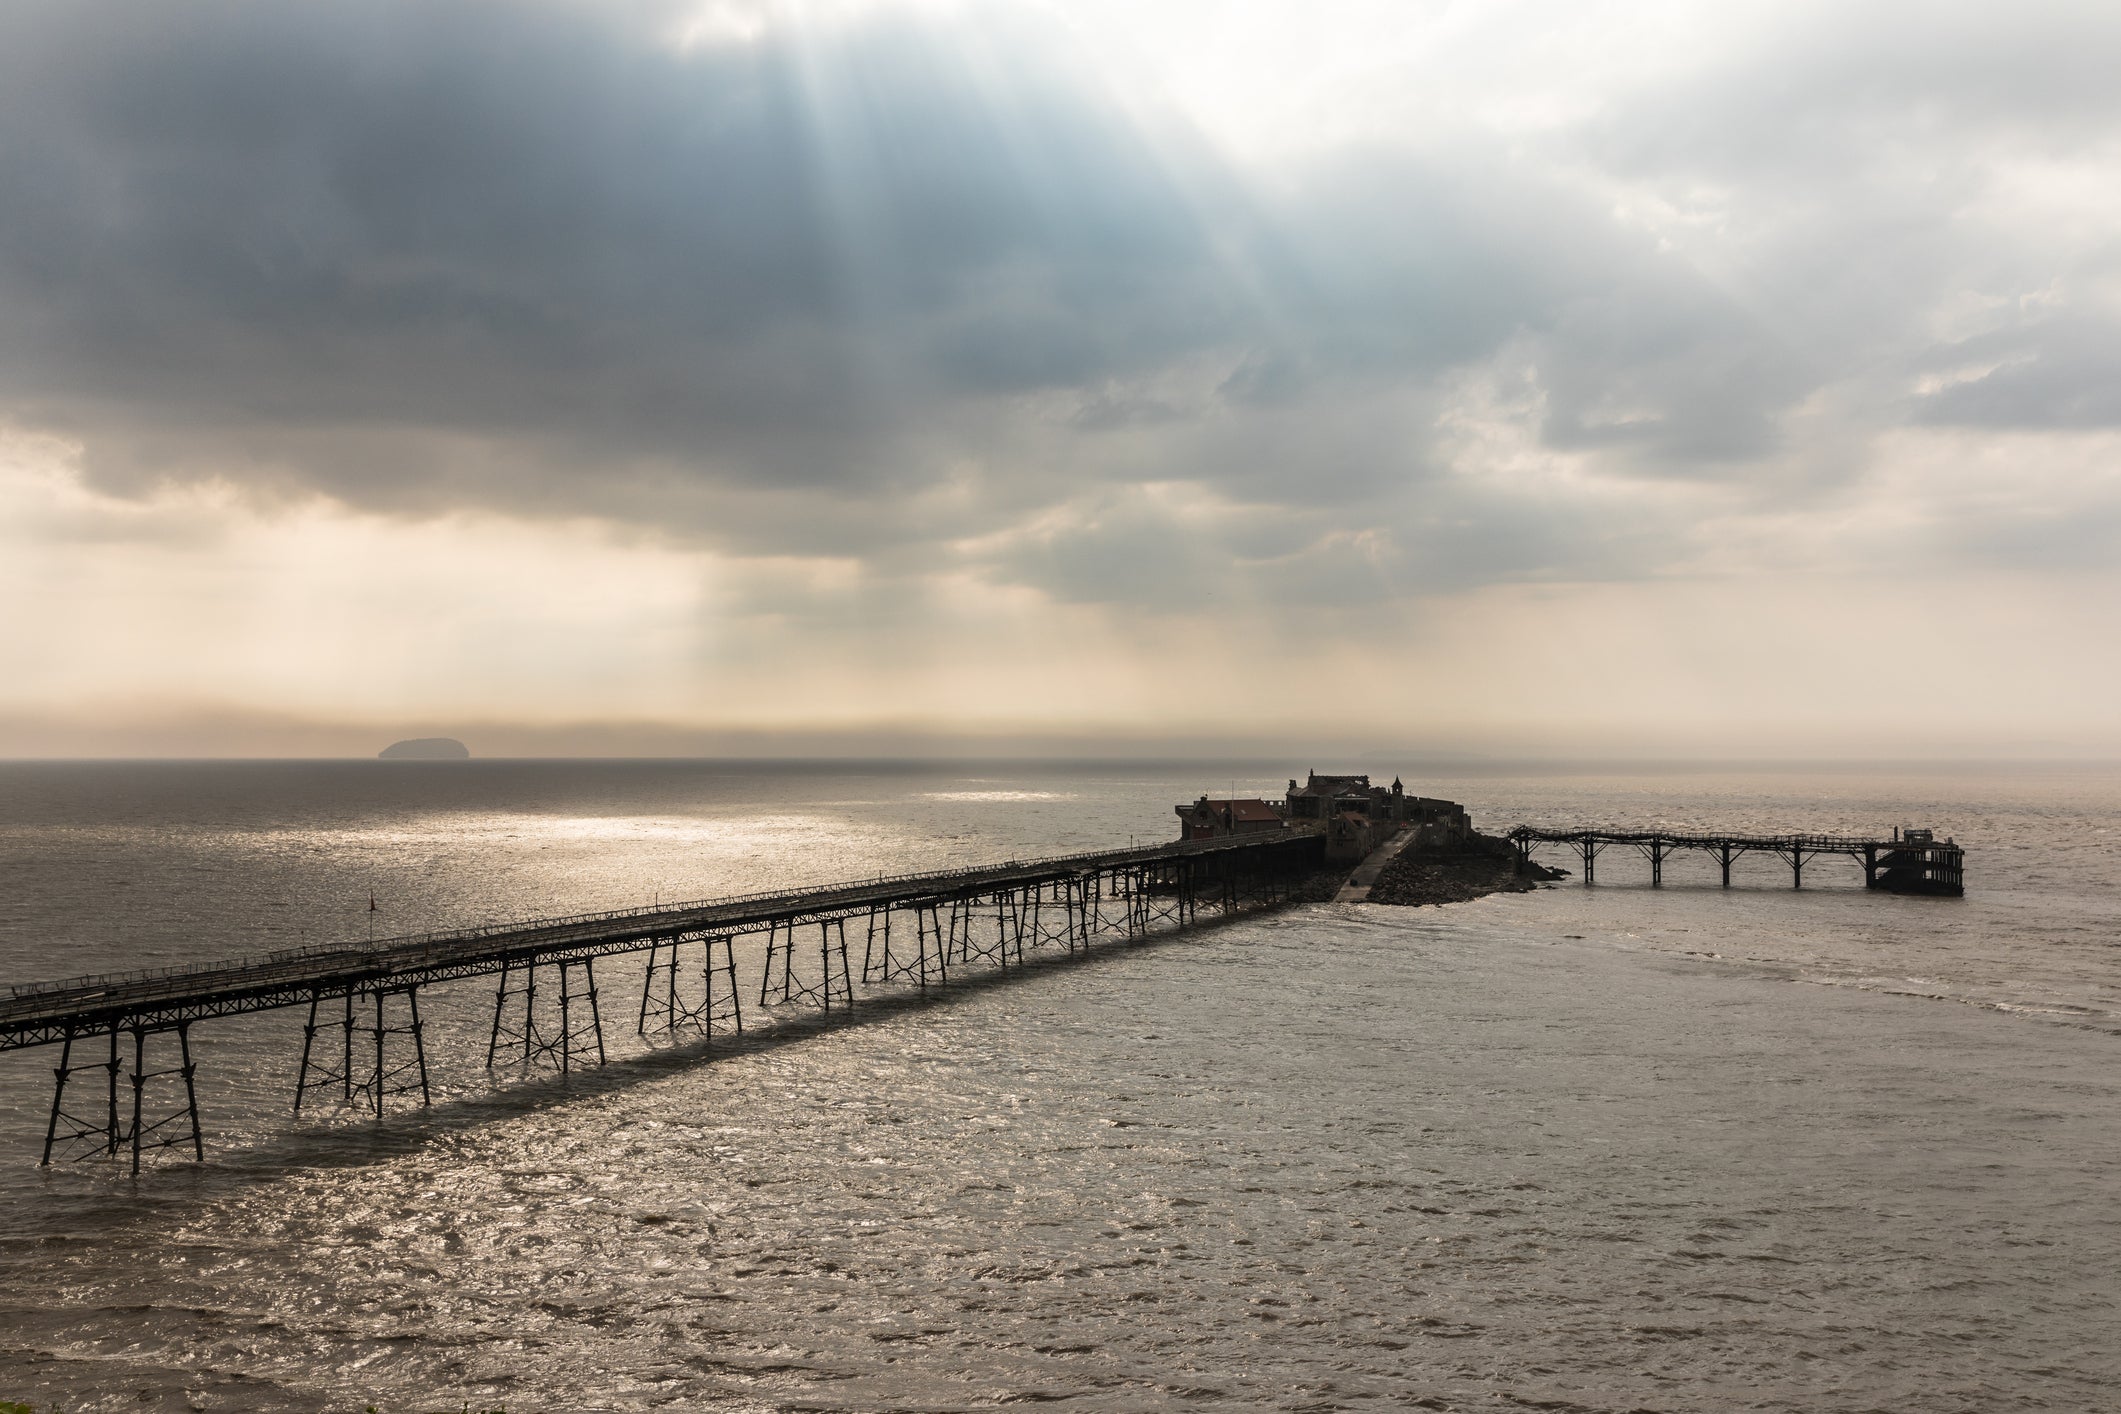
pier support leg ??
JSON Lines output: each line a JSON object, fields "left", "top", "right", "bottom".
{"left": 995, "top": 892, "right": 1023, "bottom": 967}
{"left": 39, "top": 1030, "right": 72, "bottom": 1166}
{"left": 488, "top": 961, "right": 603, "bottom": 1073}
{"left": 405, "top": 989, "right": 432, "bottom": 1109}
{"left": 67, "top": 1024, "right": 206, "bottom": 1175}
{"left": 871, "top": 903, "right": 947, "bottom": 989}
{"left": 640, "top": 933, "right": 742, "bottom": 1037}
{"left": 128, "top": 1028, "right": 144, "bottom": 1176}
{"left": 1720, "top": 846, "right": 1733, "bottom": 888}
{"left": 762, "top": 920, "right": 787, "bottom": 1006}
{"left": 818, "top": 919, "right": 854, "bottom": 1015}
{"left": 301, "top": 988, "right": 429, "bottom": 1116}
{"left": 295, "top": 992, "right": 357, "bottom": 1113}
{"left": 39, "top": 1027, "right": 126, "bottom": 1166}
{"left": 760, "top": 918, "right": 856, "bottom": 1011}
{"left": 558, "top": 961, "right": 604, "bottom": 1072}
{"left": 295, "top": 999, "right": 319, "bottom": 1114}
{"left": 105, "top": 1026, "right": 120, "bottom": 1155}
{"left": 1582, "top": 840, "right": 1596, "bottom": 886}
{"left": 179, "top": 1024, "right": 204, "bottom": 1160}
{"left": 861, "top": 909, "right": 890, "bottom": 983}
{"left": 711, "top": 936, "right": 743, "bottom": 1033}
{"left": 487, "top": 962, "right": 535, "bottom": 1068}
{"left": 1651, "top": 841, "right": 1664, "bottom": 888}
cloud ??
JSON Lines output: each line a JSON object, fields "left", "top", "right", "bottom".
{"left": 0, "top": 1, "right": 1240, "bottom": 497}
{"left": 0, "top": 0, "right": 2116, "bottom": 632}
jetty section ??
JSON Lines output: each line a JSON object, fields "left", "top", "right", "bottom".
{"left": 1507, "top": 825, "right": 1964, "bottom": 895}
{"left": 6, "top": 830, "right": 1323, "bottom": 1173}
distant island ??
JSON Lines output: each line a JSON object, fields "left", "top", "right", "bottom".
{"left": 377, "top": 737, "right": 470, "bottom": 760}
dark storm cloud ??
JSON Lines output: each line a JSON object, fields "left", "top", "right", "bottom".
{"left": 1, "top": 0, "right": 2115, "bottom": 599}
{"left": 0, "top": 0, "right": 1753, "bottom": 535}
{"left": 0, "top": 0, "right": 1246, "bottom": 493}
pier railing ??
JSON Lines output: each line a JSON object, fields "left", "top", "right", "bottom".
{"left": 4, "top": 830, "right": 1313, "bottom": 1006}
{"left": 5, "top": 827, "right": 1327, "bottom": 1172}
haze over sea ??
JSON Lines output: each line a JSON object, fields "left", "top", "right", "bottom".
{"left": 2, "top": 759, "right": 2117, "bottom": 1412}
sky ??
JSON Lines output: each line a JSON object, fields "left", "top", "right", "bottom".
{"left": 2, "top": 0, "right": 2117, "bottom": 759}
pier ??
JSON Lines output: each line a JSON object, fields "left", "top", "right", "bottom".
{"left": 5, "top": 831, "right": 1323, "bottom": 1172}
{"left": 1507, "top": 825, "right": 1964, "bottom": 895}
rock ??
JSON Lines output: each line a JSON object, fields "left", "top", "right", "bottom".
{"left": 378, "top": 737, "right": 470, "bottom": 760}
{"left": 1365, "top": 830, "right": 1561, "bottom": 907}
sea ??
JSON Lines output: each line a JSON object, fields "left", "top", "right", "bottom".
{"left": 0, "top": 759, "right": 2116, "bottom": 1413}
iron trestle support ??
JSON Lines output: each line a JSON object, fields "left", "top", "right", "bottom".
{"left": 43, "top": 1021, "right": 202, "bottom": 1173}
{"left": 487, "top": 958, "right": 606, "bottom": 1074}
{"left": 295, "top": 986, "right": 431, "bottom": 1118}
{"left": 638, "top": 932, "right": 742, "bottom": 1039}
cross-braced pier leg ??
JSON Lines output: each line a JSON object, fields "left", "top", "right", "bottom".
{"left": 943, "top": 891, "right": 1017, "bottom": 971}
{"left": 295, "top": 991, "right": 355, "bottom": 1114}
{"left": 1065, "top": 877, "right": 1092, "bottom": 951}
{"left": 915, "top": 903, "right": 949, "bottom": 984}
{"left": 1017, "top": 882, "right": 1072, "bottom": 955}
{"left": 944, "top": 895, "right": 970, "bottom": 967}
{"left": 44, "top": 1023, "right": 204, "bottom": 1173}
{"left": 965, "top": 891, "right": 1019, "bottom": 969}
{"left": 298, "top": 988, "right": 430, "bottom": 1117}
{"left": 861, "top": 907, "right": 891, "bottom": 983}
{"left": 41, "top": 1024, "right": 123, "bottom": 1165}
{"left": 360, "top": 987, "right": 431, "bottom": 1116}
{"left": 995, "top": 890, "right": 1025, "bottom": 967}
{"left": 866, "top": 904, "right": 945, "bottom": 988}
{"left": 639, "top": 932, "right": 742, "bottom": 1038}
{"left": 819, "top": 919, "right": 854, "bottom": 1014}
{"left": 761, "top": 918, "right": 855, "bottom": 1011}
{"left": 126, "top": 1023, "right": 203, "bottom": 1175}
{"left": 762, "top": 920, "right": 802, "bottom": 1004}
{"left": 1125, "top": 861, "right": 1188, "bottom": 934}
{"left": 1079, "top": 870, "right": 1111, "bottom": 942}
{"left": 487, "top": 959, "right": 605, "bottom": 1073}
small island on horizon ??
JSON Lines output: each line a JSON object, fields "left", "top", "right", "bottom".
{"left": 378, "top": 737, "right": 470, "bottom": 760}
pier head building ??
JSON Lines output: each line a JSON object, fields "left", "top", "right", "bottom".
{"left": 1177, "top": 771, "right": 1473, "bottom": 861}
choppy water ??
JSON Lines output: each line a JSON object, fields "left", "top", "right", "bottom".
{"left": 1, "top": 760, "right": 2117, "bottom": 1411}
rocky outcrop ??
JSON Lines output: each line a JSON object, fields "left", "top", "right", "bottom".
{"left": 1366, "top": 830, "right": 1566, "bottom": 907}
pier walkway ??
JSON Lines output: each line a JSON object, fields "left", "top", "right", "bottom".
{"left": 6, "top": 830, "right": 1324, "bottom": 1172}
{"left": 1507, "top": 826, "right": 1964, "bottom": 895}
